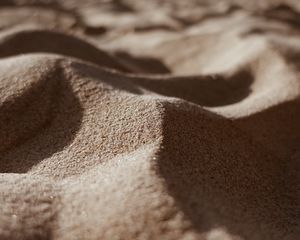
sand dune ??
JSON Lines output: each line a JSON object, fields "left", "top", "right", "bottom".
{"left": 0, "top": 1, "right": 299, "bottom": 240}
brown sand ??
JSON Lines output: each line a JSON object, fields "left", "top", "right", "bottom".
{"left": 0, "top": 1, "right": 299, "bottom": 239}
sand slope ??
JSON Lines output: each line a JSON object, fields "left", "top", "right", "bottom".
{"left": 0, "top": 1, "right": 299, "bottom": 240}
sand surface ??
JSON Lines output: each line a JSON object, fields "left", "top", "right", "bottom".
{"left": 0, "top": 0, "right": 299, "bottom": 239}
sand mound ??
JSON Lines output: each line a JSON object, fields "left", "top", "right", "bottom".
{"left": 0, "top": 1, "right": 299, "bottom": 240}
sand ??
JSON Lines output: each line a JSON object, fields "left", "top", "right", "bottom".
{"left": 0, "top": 0, "right": 299, "bottom": 239}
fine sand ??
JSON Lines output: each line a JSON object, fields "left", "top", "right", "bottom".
{"left": 0, "top": 0, "right": 299, "bottom": 239}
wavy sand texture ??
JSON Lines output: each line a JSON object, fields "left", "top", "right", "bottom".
{"left": 0, "top": 1, "right": 299, "bottom": 240}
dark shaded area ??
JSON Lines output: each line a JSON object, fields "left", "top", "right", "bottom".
{"left": 259, "top": 4, "right": 300, "bottom": 30}
{"left": 133, "top": 24, "right": 180, "bottom": 32}
{"left": 156, "top": 101, "right": 298, "bottom": 240}
{"left": 0, "top": 0, "right": 60, "bottom": 8}
{"left": 104, "top": 0, "right": 135, "bottom": 13}
{"left": 0, "top": 66, "right": 83, "bottom": 173}
{"left": 243, "top": 4, "right": 300, "bottom": 37}
{"left": 0, "top": 62, "right": 60, "bottom": 153}
{"left": 84, "top": 25, "right": 107, "bottom": 35}
{"left": 0, "top": 0, "right": 14, "bottom": 6}
{"left": 131, "top": 70, "right": 253, "bottom": 107}
{"left": 234, "top": 100, "right": 300, "bottom": 234}
{"left": 236, "top": 99, "right": 300, "bottom": 159}
{"left": 113, "top": 50, "right": 171, "bottom": 74}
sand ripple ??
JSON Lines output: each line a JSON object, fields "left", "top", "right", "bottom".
{"left": 0, "top": 1, "right": 299, "bottom": 240}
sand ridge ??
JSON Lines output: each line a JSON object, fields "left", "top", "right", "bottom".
{"left": 0, "top": 1, "right": 299, "bottom": 240}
